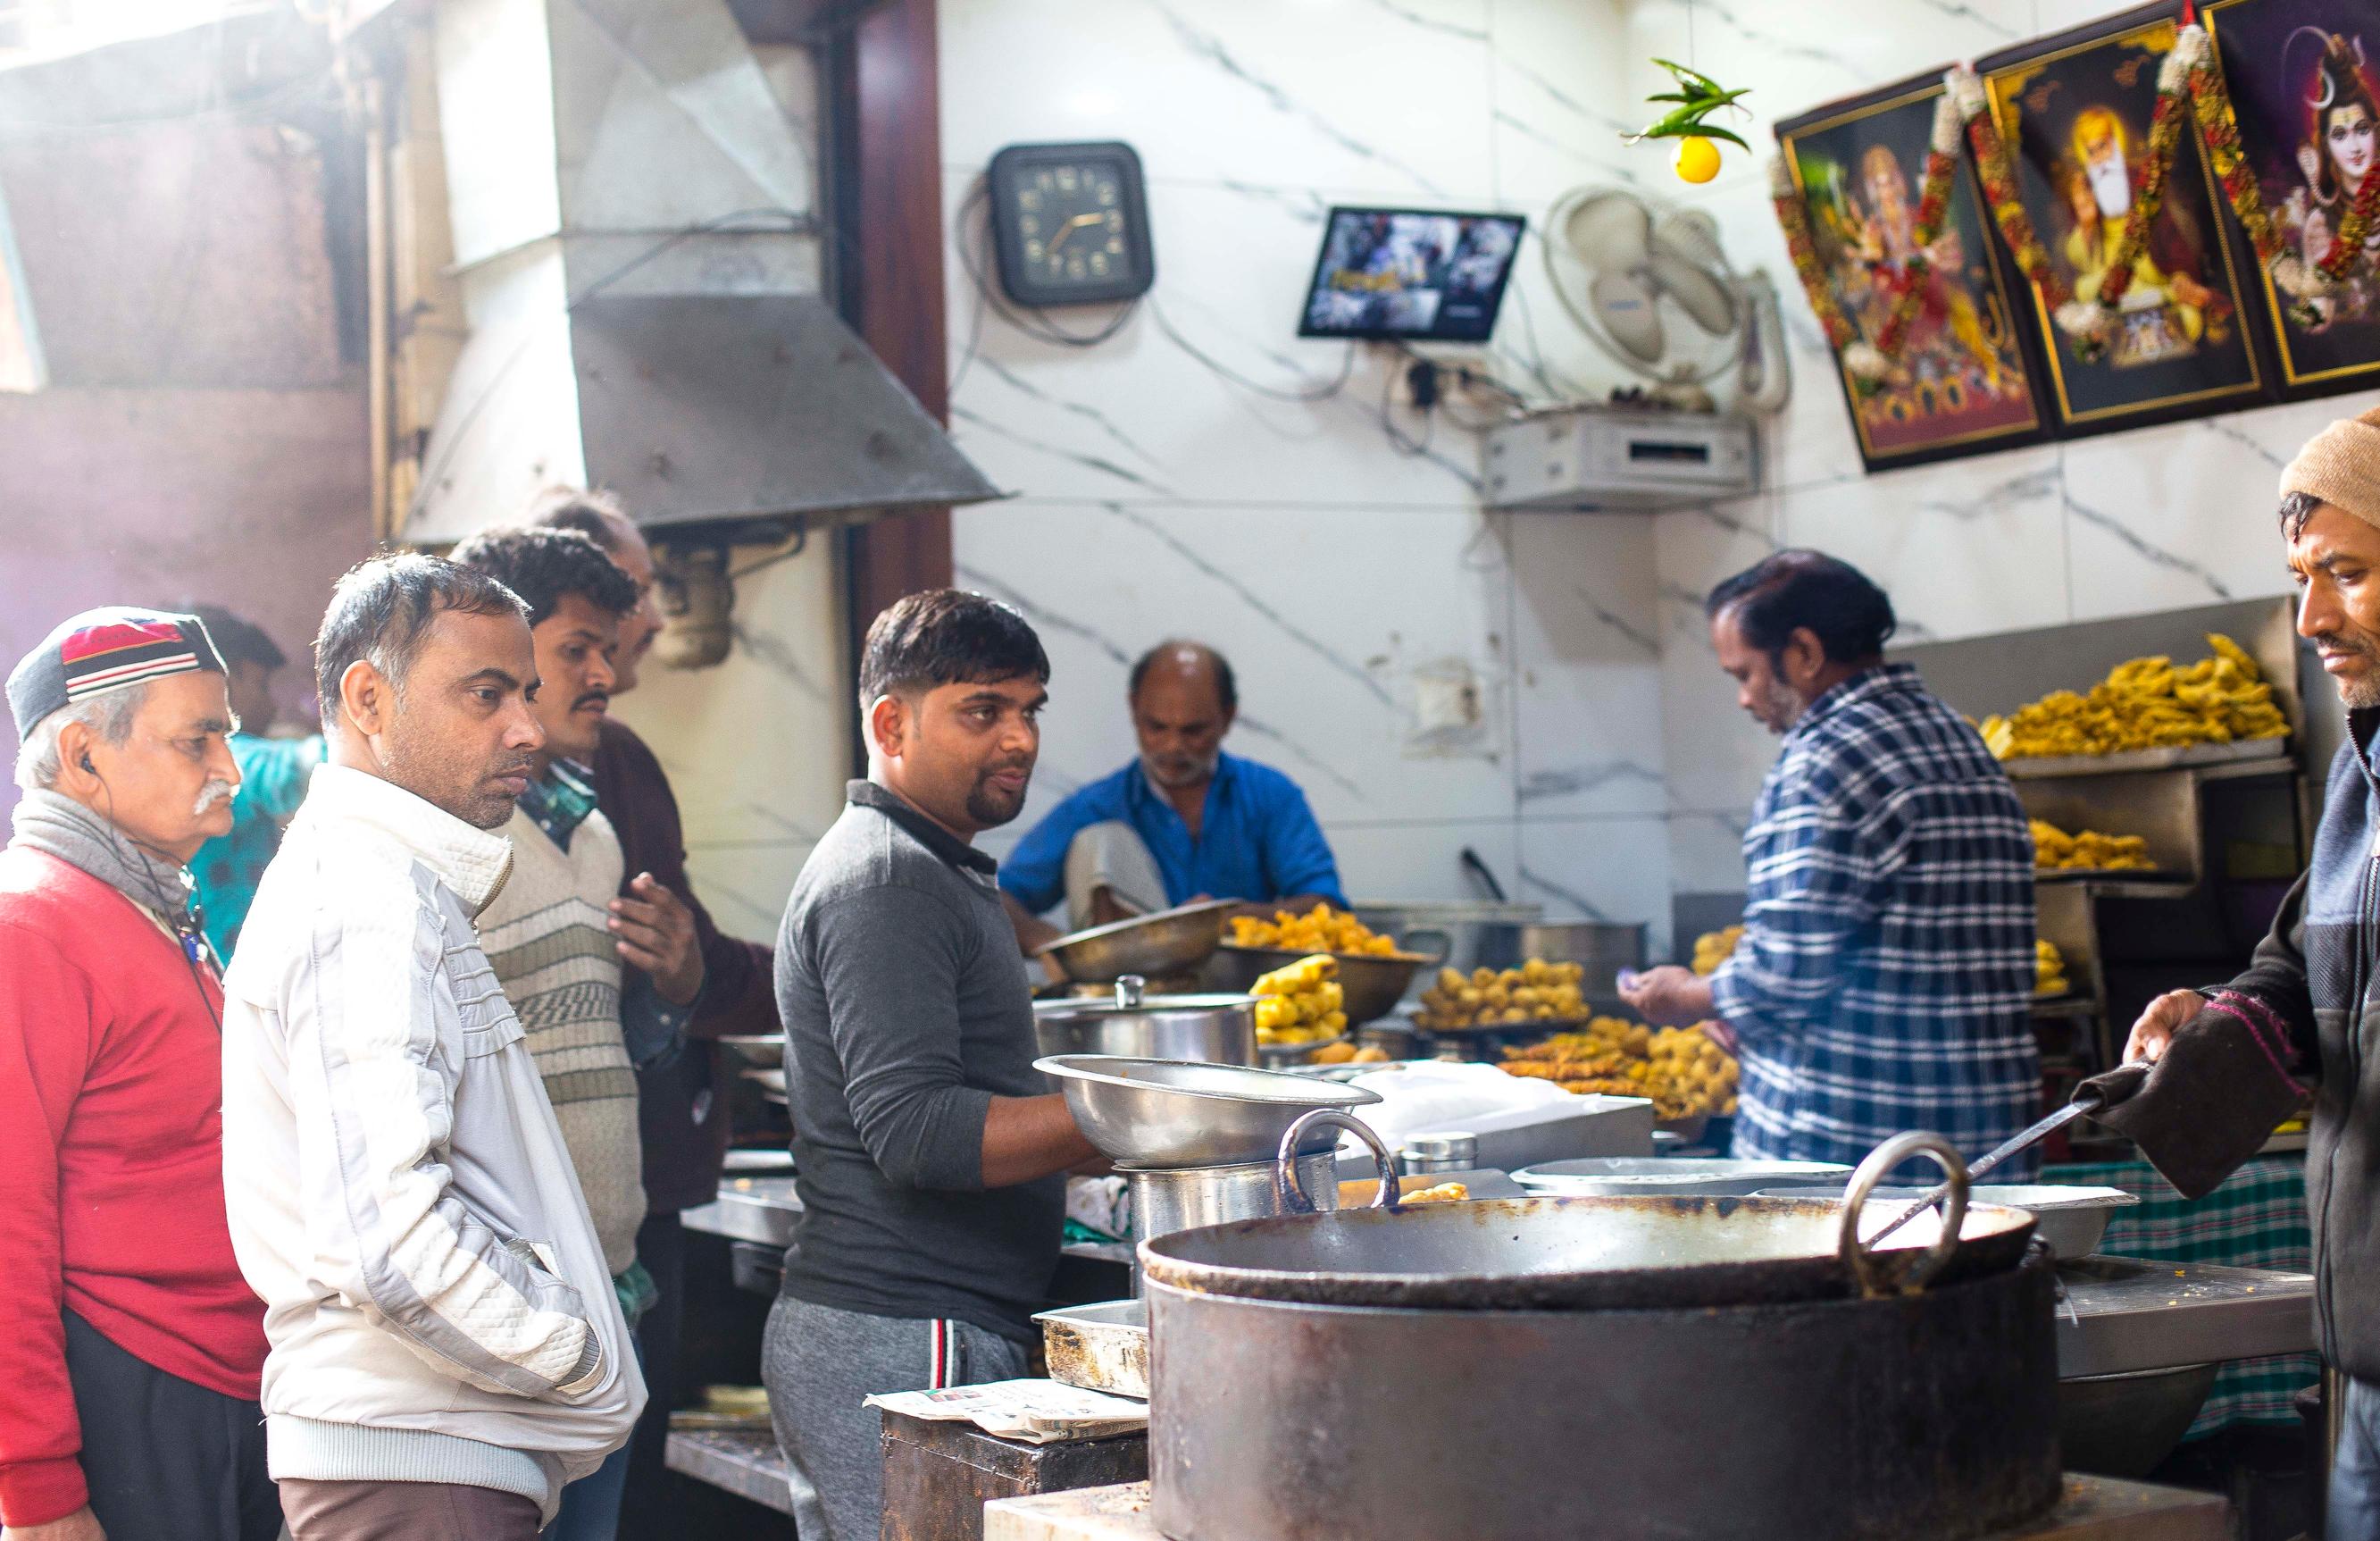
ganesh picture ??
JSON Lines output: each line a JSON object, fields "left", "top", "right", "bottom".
{"left": 1779, "top": 82, "right": 2045, "bottom": 469}
{"left": 2208, "top": 0, "right": 2380, "bottom": 391}
{"left": 1983, "top": 13, "right": 2267, "bottom": 429}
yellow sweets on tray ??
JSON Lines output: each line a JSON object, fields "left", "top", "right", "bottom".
{"left": 1230, "top": 904, "right": 1399, "bottom": 956}
{"left": 2035, "top": 939, "right": 2069, "bottom": 998}
{"left": 1979, "top": 634, "right": 2288, "bottom": 761}
{"left": 1498, "top": 1018, "right": 1739, "bottom": 1119}
{"left": 1415, "top": 958, "right": 1586, "bottom": 1028}
{"left": 2030, "top": 819, "right": 2154, "bottom": 873}
{"left": 1250, "top": 952, "right": 1349, "bottom": 1045}
{"left": 1691, "top": 925, "right": 1745, "bottom": 976}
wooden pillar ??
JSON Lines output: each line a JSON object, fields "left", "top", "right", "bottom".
{"left": 831, "top": 0, "right": 954, "bottom": 640}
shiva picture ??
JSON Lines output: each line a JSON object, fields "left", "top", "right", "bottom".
{"left": 1779, "top": 80, "right": 2046, "bottom": 471}
{"left": 1983, "top": 11, "right": 2268, "bottom": 429}
{"left": 2208, "top": 0, "right": 2380, "bottom": 391}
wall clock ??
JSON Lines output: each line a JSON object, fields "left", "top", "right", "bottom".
{"left": 987, "top": 140, "right": 1155, "bottom": 307}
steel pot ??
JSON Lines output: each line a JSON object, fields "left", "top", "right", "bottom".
{"left": 1122, "top": 1150, "right": 1339, "bottom": 1250}
{"left": 1036, "top": 1055, "right": 1382, "bottom": 1168}
{"left": 1351, "top": 900, "right": 1542, "bottom": 1000}
{"left": 1143, "top": 1125, "right": 2059, "bottom": 1541}
{"left": 1033, "top": 976, "right": 1258, "bottom": 1066}
{"left": 1148, "top": 1260, "right": 2059, "bottom": 1541}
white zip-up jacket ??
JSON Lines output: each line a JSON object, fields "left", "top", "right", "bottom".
{"left": 221, "top": 765, "right": 644, "bottom": 1519}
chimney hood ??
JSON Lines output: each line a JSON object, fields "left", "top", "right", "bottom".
{"left": 403, "top": 0, "right": 998, "bottom": 546}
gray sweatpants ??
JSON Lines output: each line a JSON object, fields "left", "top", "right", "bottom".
{"left": 762, "top": 1294, "right": 1031, "bottom": 1541}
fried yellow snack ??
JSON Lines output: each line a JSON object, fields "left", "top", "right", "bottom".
{"left": 1230, "top": 904, "right": 1399, "bottom": 956}
{"left": 1982, "top": 634, "right": 2288, "bottom": 762}
{"left": 2035, "top": 938, "right": 2069, "bottom": 998}
{"left": 1691, "top": 925, "right": 1745, "bottom": 976}
{"left": 2031, "top": 818, "right": 2155, "bottom": 872}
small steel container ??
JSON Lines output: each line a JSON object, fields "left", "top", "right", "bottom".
{"left": 1121, "top": 1150, "right": 1340, "bottom": 1252}
{"left": 1033, "top": 976, "right": 1259, "bottom": 1067}
{"left": 1398, "top": 1132, "right": 1477, "bottom": 1176}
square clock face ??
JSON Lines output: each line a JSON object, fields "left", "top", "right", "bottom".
{"left": 987, "top": 141, "right": 1155, "bottom": 308}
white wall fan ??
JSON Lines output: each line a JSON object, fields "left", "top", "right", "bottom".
{"left": 1542, "top": 185, "right": 1791, "bottom": 415}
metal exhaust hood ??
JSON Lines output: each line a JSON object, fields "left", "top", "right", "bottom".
{"left": 402, "top": 0, "right": 997, "bottom": 546}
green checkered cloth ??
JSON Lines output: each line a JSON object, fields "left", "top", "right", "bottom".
{"left": 2040, "top": 1154, "right": 2316, "bottom": 1441}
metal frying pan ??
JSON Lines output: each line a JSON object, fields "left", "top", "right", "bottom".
{"left": 1136, "top": 1119, "right": 2036, "bottom": 1311}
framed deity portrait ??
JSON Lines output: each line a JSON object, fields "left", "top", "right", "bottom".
{"left": 1777, "top": 76, "right": 2052, "bottom": 472}
{"left": 1980, "top": 4, "right": 2276, "bottom": 434}
{"left": 2206, "top": 0, "right": 2380, "bottom": 395}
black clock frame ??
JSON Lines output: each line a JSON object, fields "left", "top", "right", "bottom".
{"left": 986, "top": 140, "right": 1155, "bottom": 308}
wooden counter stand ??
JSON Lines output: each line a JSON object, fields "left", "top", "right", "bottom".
{"left": 880, "top": 1410, "right": 1149, "bottom": 1541}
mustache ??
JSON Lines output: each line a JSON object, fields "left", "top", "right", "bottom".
{"left": 491, "top": 756, "right": 539, "bottom": 780}
{"left": 572, "top": 690, "right": 611, "bottom": 712}
{"left": 2313, "top": 632, "right": 2376, "bottom": 658}
{"left": 192, "top": 779, "right": 237, "bottom": 817}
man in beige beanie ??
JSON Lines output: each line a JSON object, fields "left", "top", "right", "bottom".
{"left": 2118, "top": 398, "right": 2380, "bottom": 1535}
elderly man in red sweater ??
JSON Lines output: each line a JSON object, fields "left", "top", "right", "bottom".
{"left": 0, "top": 609, "right": 274, "bottom": 1541}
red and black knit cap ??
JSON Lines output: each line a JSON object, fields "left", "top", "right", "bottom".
{"left": 7, "top": 607, "right": 225, "bottom": 743}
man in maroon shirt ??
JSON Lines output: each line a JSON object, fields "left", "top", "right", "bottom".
{"left": 530, "top": 490, "right": 780, "bottom": 1533}
{"left": 0, "top": 609, "right": 273, "bottom": 1541}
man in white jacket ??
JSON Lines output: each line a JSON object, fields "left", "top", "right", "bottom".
{"left": 221, "top": 554, "right": 644, "bottom": 1541}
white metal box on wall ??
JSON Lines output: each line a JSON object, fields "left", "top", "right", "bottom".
{"left": 1482, "top": 407, "right": 1758, "bottom": 512}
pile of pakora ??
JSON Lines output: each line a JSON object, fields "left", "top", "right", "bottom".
{"left": 1980, "top": 634, "right": 2287, "bottom": 761}
{"left": 1499, "top": 1017, "right": 1740, "bottom": 1119}
{"left": 1414, "top": 959, "right": 1588, "bottom": 1029}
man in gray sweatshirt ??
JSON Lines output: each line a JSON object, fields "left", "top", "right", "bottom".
{"left": 767, "top": 590, "right": 1097, "bottom": 1541}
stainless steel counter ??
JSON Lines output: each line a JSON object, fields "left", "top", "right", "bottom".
{"left": 2054, "top": 1255, "right": 2315, "bottom": 1378}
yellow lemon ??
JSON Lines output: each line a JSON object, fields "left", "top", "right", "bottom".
{"left": 1674, "top": 135, "right": 1722, "bottom": 184}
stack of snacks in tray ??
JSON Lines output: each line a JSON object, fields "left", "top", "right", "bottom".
{"left": 1499, "top": 1015, "right": 1740, "bottom": 1119}
{"left": 1413, "top": 959, "right": 1586, "bottom": 1029}
{"left": 1229, "top": 904, "right": 1399, "bottom": 956}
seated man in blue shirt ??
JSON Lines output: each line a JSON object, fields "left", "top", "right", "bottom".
{"left": 999, "top": 641, "right": 1344, "bottom": 953}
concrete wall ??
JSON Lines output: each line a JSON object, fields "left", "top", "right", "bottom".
{"left": 0, "top": 31, "right": 372, "bottom": 808}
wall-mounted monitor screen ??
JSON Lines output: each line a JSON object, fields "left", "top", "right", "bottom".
{"left": 1297, "top": 206, "right": 1524, "bottom": 342}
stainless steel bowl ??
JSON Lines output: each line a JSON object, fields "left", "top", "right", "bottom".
{"left": 1753, "top": 1183, "right": 2140, "bottom": 1260}
{"left": 1032, "top": 986, "right": 1258, "bottom": 1066}
{"left": 1203, "top": 944, "right": 1432, "bottom": 1026}
{"left": 1034, "top": 900, "right": 1239, "bottom": 983}
{"left": 1037, "top": 1053, "right": 1382, "bottom": 1167}
{"left": 1511, "top": 1156, "right": 1852, "bottom": 1197}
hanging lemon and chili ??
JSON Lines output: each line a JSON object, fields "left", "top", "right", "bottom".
{"left": 1625, "top": 57, "right": 1750, "bottom": 185}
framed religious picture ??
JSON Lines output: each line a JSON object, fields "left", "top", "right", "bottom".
{"left": 2205, "top": 0, "right": 2380, "bottom": 396}
{"left": 1979, "top": 4, "right": 2276, "bottom": 435}
{"left": 1777, "top": 76, "right": 2053, "bottom": 473}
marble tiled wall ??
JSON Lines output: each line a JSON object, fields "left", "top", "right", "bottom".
{"left": 940, "top": 0, "right": 1678, "bottom": 948}
{"left": 937, "top": 0, "right": 2378, "bottom": 956}
{"left": 1637, "top": 0, "right": 2380, "bottom": 897}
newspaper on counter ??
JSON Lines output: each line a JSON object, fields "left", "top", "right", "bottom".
{"left": 864, "top": 1378, "right": 1150, "bottom": 1444}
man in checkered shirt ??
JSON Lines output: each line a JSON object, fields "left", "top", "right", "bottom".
{"left": 1623, "top": 551, "right": 2041, "bottom": 1176}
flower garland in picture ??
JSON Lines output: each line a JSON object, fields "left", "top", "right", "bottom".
{"left": 1946, "top": 65, "right": 2086, "bottom": 350}
{"left": 2073, "top": 46, "right": 2189, "bottom": 333}
{"left": 1767, "top": 88, "right": 1963, "bottom": 388}
{"left": 1770, "top": 155, "right": 1878, "bottom": 381}
{"left": 1869, "top": 90, "right": 1968, "bottom": 363}
{"left": 2166, "top": 21, "right": 2345, "bottom": 327}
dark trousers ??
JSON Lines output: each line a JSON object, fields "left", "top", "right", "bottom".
{"left": 617, "top": 1210, "right": 686, "bottom": 1539}
{"left": 280, "top": 1479, "right": 541, "bottom": 1541}
{"left": 62, "top": 1309, "right": 278, "bottom": 1541}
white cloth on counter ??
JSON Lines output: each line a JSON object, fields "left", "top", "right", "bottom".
{"left": 1340, "top": 1061, "right": 1573, "bottom": 1157}
{"left": 1065, "top": 1174, "right": 1132, "bottom": 1241}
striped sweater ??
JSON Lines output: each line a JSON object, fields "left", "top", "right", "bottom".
{"left": 480, "top": 804, "right": 646, "bottom": 1275}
